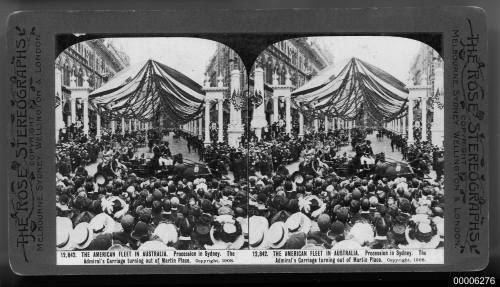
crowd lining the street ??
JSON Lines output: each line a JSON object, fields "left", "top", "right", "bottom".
{"left": 56, "top": 124, "right": 444, "bottom": 251}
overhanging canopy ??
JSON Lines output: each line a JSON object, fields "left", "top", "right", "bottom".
{"left": 292, "top": 58, "right": 409, "bottom": 123}
{"left": 89, "top": 59, "right": 205, "bottom": 123}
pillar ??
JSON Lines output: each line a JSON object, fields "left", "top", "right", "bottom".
{"left": 421, "top": 97, "right": 428, "bottom": 142}
{"left": 82, "top": 98, "right": 89, "bottom": 135}
{"left": 204, "top": 99, "right": 211, "bottom": 145}
{"left": 314, "top": 119, "right": 319, "bottom": 133}
{"left": 70, "top": 97, "right": 77, "bottom": 125}
{"left": 250, "top": 67, "right": 267, "bottom": 140}
{"left": 273, "top": 96, "right": 280, "bottom": 123}
{"left": 70, "top": 97, "right": 77, "bottom": 127}
{"left": 324, "top": 115, "right": 329, "bottom": 134}
{"left": 111, "top": 120, "right": 116, "bottom": 134}
{"left": 198, "top": 117, "right": 203, "bottom": 138}
{"left": 272, "top": 72, "right": 280, "bottom": 123}
{"left": 284, "top": 73, "right": 292, "bottom": 135}
{"left": 285, "top": 96, "right": 292, "bottom": 135}
{"left": 55, "top": 68, "right": 64, "bottom": 141}
{"left": 217, "top": 99, "right": 224, "bottom": 142}
{"left": 298, "top": 111, "right": 304, "bottom": 139}
{"left": 121, "top": 117, "right": 126, "bottom": 136}
{"left": 96, "top": 113, "right": 101, "bottom": 139}
{"left": 227, "top": 69, "right": 244, "bottom": 147}
{"left": 431, "top": 64, "right": 444, "bottom": 147}
{"left": 407, "top": 81, "right": 431, "bottom": 143}
{"left": 407, "top": 99, "right": 414, "bottom": 143}
{"left": 400, "top": 118, "right": 404, "bottom": 135}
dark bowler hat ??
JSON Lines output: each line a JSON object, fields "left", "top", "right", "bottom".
{"left": 131, "top": 221, "right": 150, "bottom": 241}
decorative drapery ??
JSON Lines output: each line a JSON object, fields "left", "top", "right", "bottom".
{"left": 292, "top": 58, "right": 409, "bottom": 123}
{"left": 89, "top": 59, "right": 205, "bottom": 124}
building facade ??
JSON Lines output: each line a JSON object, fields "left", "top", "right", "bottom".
{"left": 408, "top": 43, "right": 444, "bottom": 147}
{"left": 203, "top": 38, "right": 331, "bottom": 141}
{"left": 385, "top": 42, "right": 444, "bottom": 148}
{"left": 55, "top": 38, "right": 130, "bottom": 140}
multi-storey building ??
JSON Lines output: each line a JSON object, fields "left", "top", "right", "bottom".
{"left": 55, "top": 38, "right": 130, "bottom": 139}
{"left": 204, "top": 38, "right": 331, "bottom": 135}
{"left": 407, "top": 43, "right": 444, "bottom": 147}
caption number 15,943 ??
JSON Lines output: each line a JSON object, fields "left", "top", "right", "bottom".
{"left": 453, "top": 277, "right": 496, "bottom": 285}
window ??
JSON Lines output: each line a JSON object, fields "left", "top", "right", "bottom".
{"left": 77, "top": 68, "right": 83, "bottom": 87}
{"left": 89, "top": 53, "right": 95, "bottom": 70}
{"left": 280, "top": 66, "right": 286, "bottom": 84}
{"left": 265, "top": 62, "right": 273, "bottom": 84}
{"left": 63, "top": 64, "right": 71, "bottom": 86}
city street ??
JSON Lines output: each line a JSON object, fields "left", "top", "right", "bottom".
{"left": 285, "top": 132, "right": 405, "bottom": 174}
{"left": 85, "top": 133, "right": 202, "bottom": 176}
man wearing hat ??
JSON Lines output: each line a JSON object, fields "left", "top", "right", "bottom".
{"left": 205, "top": 215, "right": 244, "bottom": 250}
{"left": 112, "top": 214, "right": 136, "bottom": 248}
{"left": 130, "top": 221, "right": 151, "bottom": 248}
{"left": 263, "top": 221, "right": 288, "bottom": 249}
{"left": 69, "top": 222, "right": 94, "bottom": 250}
{"left": 57, "top": 216, "right": 74, "bottom": 250}
{"left": 283, "top": 212, "right": 311, "bottom": 249}
{"left": 369, "top": 217, "right": 396, "bottom": 249}
{"left": 248, "top": 215, "right": 269, "bottom": 249}
{"left": 328, "top": 220, "right": 346, "bottom": 246}
{"left": 307, "top": 214, "right": 333, "bottom": 248}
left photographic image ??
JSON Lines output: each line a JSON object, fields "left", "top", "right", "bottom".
{"left": 54, "top": 37, "right": 249, "bottom": 253}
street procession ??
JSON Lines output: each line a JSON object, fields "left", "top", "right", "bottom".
{"left": 55, "top": 36, "right": 445, "bottom": 252}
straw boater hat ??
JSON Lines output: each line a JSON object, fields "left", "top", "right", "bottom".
{"left": 108, "top": 244, "right": 132, "bottom": 251}
{"left": 348, "top": 222, "right": 375, "bottom": 247}
{"left": 89, "top": 213, "right": 116, "bottom": 235}
{"left": 56, "top": 216, "right": 73, "bottom": 250}
{"left": 248, "top": 216, "right": 269, "bottom": 249}
{"left": 153, "top": 223, "right": 178, "bottom": 246}
{"left": 264, "top": 221, "right": 288, "bottom": 249}
{"left": 69, "top": 222, "right": 94, "bottom": 250}
{"left": 138, "top": 240, "right": 174, "bottom": 251}
{"left": 331, "top": 239, "right": 364, "bottom": 250}
{"left": 206, "top": 215, "right": 244, "bottom": 250}
{"left": 285, "top": 212, "right": 312, "bottom": 235}
{"left": 94, "top": 172, "right": 106, "bottom": 186}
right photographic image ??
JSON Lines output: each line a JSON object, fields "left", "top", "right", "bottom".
{"left": 246, "top": 36, "right": 445, "bottom": 253}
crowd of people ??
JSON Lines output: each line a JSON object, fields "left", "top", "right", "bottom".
{"left": 56, "top": 123, "right": 444, "bottom": 252}
{"left": 380, "top": 129, "right": 445, "bottom": 180}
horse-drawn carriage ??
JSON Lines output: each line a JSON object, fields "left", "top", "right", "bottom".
{"left": 303, "top": 151, "right": 415, "bottom": 180}
{"left": 120, "top": 153, "right": 214, "bottom": 181}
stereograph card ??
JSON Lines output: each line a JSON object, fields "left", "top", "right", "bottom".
{"left": 6, "top": 7, "right": 488, "bottom": 274}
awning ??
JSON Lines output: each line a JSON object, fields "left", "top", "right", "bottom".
{"left": 89, "top": 59, "right": 205, "bottom": 124}
{"left": 292, "top": 58, "right": 409, "bottom": 122}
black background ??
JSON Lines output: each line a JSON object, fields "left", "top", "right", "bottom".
{"left": 56, "top": 32, "right": 443, "bottom": 74}
{"left": 1, "top": 0, "right": 499, "bottom": 286}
